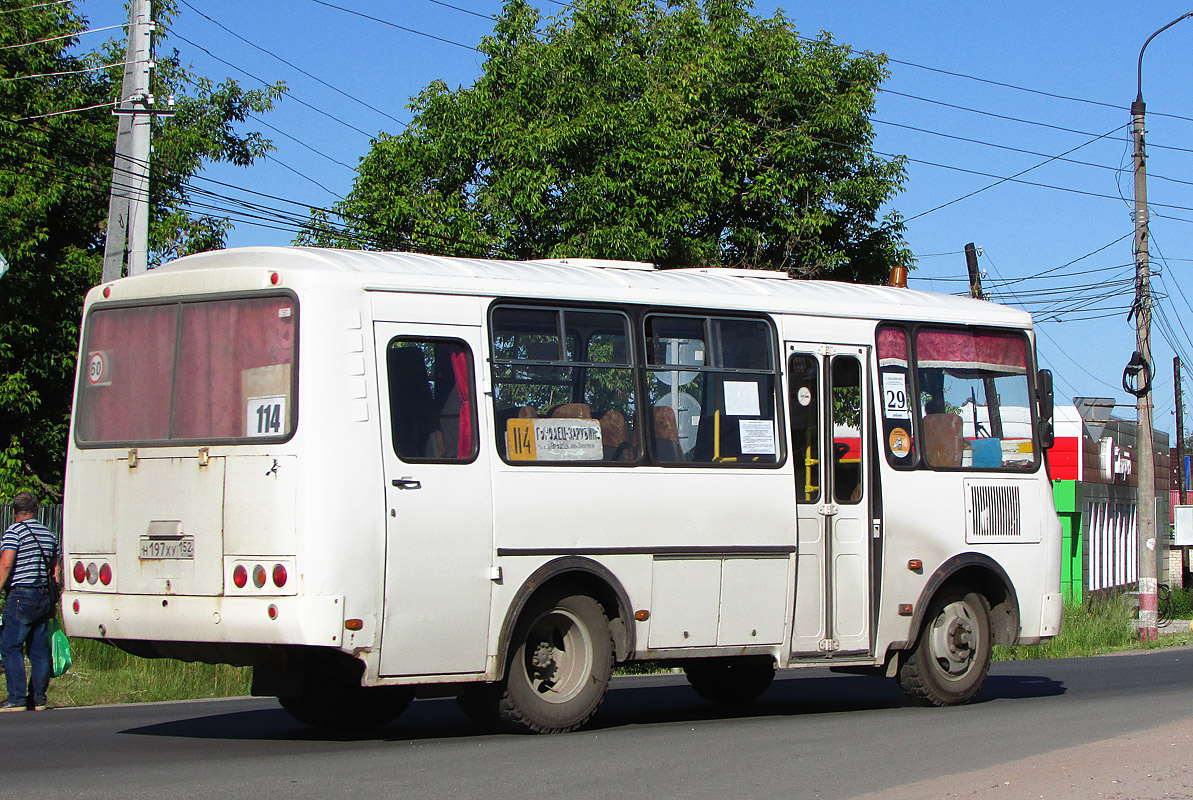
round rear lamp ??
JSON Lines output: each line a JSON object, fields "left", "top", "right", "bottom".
{"left": 102, "top": 286, "right": 111, "bottom": 298}
{"left": 86, "top": 563, "right": 99, "bottom": 585}
{"left": 72, "top": 600, "right": 80, "bottom": 614}
{"left": 232, "top": 564, "right": 248, "bottom": 589}
{"left": 99, "top": 563, "right": 112, "bottom": 586}
{"left": 73, "top": 562, "right": 86, "bottom": 584}
{"left": 267, "top": 604, "right": 278, "bottom": 620}
{"left": 272, "top": 564, "right": 287, "bottom": 588}
{"left": 270, "top": 272, "right": 279, "bottom": 285}
{"left": 252, "top": 564, "right": 267, "bottom": 589}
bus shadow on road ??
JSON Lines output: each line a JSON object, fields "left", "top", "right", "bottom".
{"left": 589, "top": 671, "right": 1066, "bottom": 730}
{"left": 121, "top": 671, "right": 1065, "bottom": 743}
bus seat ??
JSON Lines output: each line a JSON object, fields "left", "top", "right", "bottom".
{"left": 599, "top": 409, "right": 633, "bottom": 462}
{"left": 517, "top": 405, "right": 539, "bottom": 418}
{"left": 549, "top": 403, "right": 592, "bottom": 419}
{"left": 922, "top": 413, "right": 963, "bottom": 468}
{"left": 653, "top": 405, "right": 685, "bottom": 463}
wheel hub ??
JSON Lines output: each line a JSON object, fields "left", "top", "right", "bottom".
{"left": 931, "top": 601, "right": 978, "bottom": 677}
{"left": 522, "top": 609, "right": 593, "bottom": 704}
{"left": 531, "top": 640, "right": 558, "bottom": 681}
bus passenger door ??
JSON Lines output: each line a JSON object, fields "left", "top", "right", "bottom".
{"left": 375, "top": 324, "right": 493, "bottom": 677}
{"left": 787, "top": 344, "right": 874, "bottom": 658}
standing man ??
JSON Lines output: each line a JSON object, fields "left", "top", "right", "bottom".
{"left": 0, "top": 491, "right": 61, "bottom": 712}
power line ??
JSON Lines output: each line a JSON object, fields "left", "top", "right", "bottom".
{"left": 306, "top": 0, "right": 481, "bottom": 52}
{"left": 165, "top": 29, "right": 377, "bottom": 139}
{"left": 904, "top": 124, "right": 1125, "bottom": 222}
{"left": 880, "top": 87, "right": 1193, "bottom": 156}
{"left": 17, "top": 99, "right": 115, "bottom": 120}
{"left": 0, "top": 0, "right": 74, "bottom": 13}
{"left": 177, "top": 0, "right": 410, "bottom": 130}
{"left": 1, "top": 23, "right": 124, "bottom": 49}
{"left": 0, "top": 60, "right": 129, "bottom": 83}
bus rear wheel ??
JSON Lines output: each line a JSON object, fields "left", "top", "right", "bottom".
{"left": 897, "top": 586, "right": 991, "bottom": 706}
{"left": 684, "top": 656, "right": 775, "bottom": 705}
{"left": 279, "top": 683, "right": 413, "bottom": 731}
{"left": 495, "top": 591, "right": 613, "bottom": 734}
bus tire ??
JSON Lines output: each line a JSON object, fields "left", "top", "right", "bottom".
{"left": 897, "top": 586, "right": 992, "bottom": 706}
{"left": 279, "top": 684, "right": 413, "bottom": 731}
{"left": 684, "top": 656, "right": 775, "bottom": 705}
{"left": 496, "top": 591, "right": 613, "bottom": 734}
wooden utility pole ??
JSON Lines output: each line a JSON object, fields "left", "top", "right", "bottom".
{"left": 964, "top": 243, "right": 1004, "bottom": 438}
{"left": 964, "top": 242, "right": 983, "bottom": 300}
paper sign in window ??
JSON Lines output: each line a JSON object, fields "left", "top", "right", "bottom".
{"left": 506, "top": 418, "right": 603, "bottom": 461}
{"left": 739, "top": 419, "right": 776, "bottom": 455}
{"left": 724, "top": 381, "right": 761, "bottom": 416}
{"left": 247, "top": 395, "right": 287, "bottom": 437}
{"left": 882, "top": 373, "right": 910, "bottom": 419}
{"left": 242, "top": 364, "right": 291, "bottom": 437}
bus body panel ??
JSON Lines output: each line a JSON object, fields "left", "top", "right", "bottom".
{"left": 60, "top": 247, "right": 1061, "bottom": 707}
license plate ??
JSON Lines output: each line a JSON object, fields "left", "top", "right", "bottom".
{"left": 139, "top": 537, "right": 195, "bottom": 560}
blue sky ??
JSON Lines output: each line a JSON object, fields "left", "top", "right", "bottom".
{"left": 76, "top": 0, "right": 1193, "bottom": 438}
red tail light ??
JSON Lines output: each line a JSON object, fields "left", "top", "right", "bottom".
{"left": 73, "top": 562, "right": 86, "bottom": 584}
{"left": 232, "top": 565, "right": 248, "bottom": 589}
{"left": 99, "top": 563, "right": 112, "bottom": 586}
{"left": 272, "top": 564, "right": 287, "bottom": 588}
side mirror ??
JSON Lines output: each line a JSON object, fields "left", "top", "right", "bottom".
{"left": 1036, "top": 368, "right": 1055, "bottom": 450}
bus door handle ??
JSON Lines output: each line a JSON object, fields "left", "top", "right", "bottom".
{"left": 392, "top": 477, "right": 422, "bottom": 490}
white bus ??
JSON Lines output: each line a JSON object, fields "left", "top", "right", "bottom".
{"left": 63, "top": 247, "right": 1063, "bottom": 733}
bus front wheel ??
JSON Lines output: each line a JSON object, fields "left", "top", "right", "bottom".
{"left": 684, "top": 656, "right": 775, "bottom": 704}
{"left": 897, "top": 586, "right": 992, "bottom": 706}
{"left": 496, "top": 590, "right": 614, "bottom": 734}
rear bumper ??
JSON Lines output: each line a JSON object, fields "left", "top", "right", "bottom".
{"left": 62, "top": 591, "right": 345, "bottom": 647}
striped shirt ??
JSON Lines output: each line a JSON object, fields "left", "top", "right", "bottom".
{"left": 2, "top": 518, "right": 59, "bottom": 588}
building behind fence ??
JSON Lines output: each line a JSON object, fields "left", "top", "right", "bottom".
{"left": 1049, "top": 399, "right": 1174, "bottom": 602}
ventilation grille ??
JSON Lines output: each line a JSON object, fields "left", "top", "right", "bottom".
{"left": 966, "top": 483, "right": 1023, "bottom": 542}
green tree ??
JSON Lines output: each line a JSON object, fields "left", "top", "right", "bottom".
{"left": 300, "top": 0, "right": 910, "bottom": 278}
{"left": 0, "top": 0, "right": 284, "bottom": 498}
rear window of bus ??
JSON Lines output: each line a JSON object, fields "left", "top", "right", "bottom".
{"left": 75, "top": 294, "right": 297, "bottom": 445}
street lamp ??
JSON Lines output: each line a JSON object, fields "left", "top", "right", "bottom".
{"left": 1130, "top": 11, "right": 1193, "bottom": 641}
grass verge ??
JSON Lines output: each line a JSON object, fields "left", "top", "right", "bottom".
{"left": 46, "top": 637, "right": 250, "bottom": 709}
{"left": 994, "top": 592, "right": 1193, "bottom": 660}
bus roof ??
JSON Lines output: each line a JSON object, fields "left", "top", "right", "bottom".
{"left": 107, "top": 246, "right": 1034, "bottom": 329}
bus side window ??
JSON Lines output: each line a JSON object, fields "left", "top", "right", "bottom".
{"left": 387, "top": 339, "right": 476, "bottom": 463}
{"left": 491, "top": 305, "right": 639, "bottom": 464}
{"left": 788, "top": 354, "right": 820, "bottom": 503}
{"left": 645, "top": 314, "right": 780, "bottom": 467}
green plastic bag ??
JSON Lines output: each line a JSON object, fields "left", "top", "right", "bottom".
{"left": 47, "top": 618, "right": 71, "bottom": 678}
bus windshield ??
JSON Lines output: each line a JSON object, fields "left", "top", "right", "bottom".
{"left": 75, "top": 295, "right": 297, "bottom": 445}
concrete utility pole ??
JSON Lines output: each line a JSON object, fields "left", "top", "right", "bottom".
{"left": 102, "top": 0, "right": 154, "bottom": 282}
{"left": 1130, "top": 11, "right": 1193, "bottom": 641}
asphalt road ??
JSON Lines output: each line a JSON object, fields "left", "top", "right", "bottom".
{"left": 7, "top": 648, "right": 1193, "bottom": 800}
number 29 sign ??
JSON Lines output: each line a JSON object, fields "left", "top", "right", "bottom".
{"left": 247, "top": 395, "right": 287, "bottom": 437}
